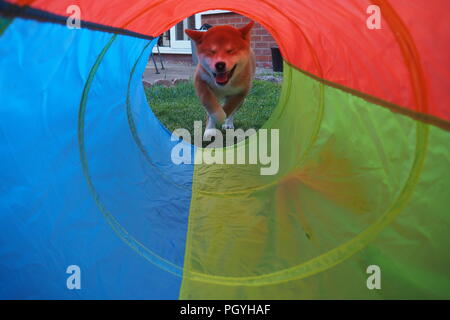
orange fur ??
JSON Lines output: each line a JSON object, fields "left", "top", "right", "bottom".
{"left": 186, "top": 22, "right": 256, "bottom": 135}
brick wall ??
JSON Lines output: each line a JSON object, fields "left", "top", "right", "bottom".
{"left": 201, "top": 13, "right": 278, "bottom": 69}
{"left": 157, "top": 54, "right": 192, "bottom": 65}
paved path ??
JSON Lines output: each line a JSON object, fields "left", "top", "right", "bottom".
{"left": 142, "top": 62, "right": 196, "bottom": 84}
{"left": 142, "top": 61, "right": 279, "bottom": 85}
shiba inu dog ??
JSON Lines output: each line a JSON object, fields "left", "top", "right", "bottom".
{"left": 185, "top": 21, "right": 256, "bottom": 140}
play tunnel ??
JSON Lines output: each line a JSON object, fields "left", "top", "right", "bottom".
{"left": 0, "top": 0, "right": 449, "bottom": 299}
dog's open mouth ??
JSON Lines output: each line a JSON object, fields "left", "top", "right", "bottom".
{"left": 213, "top": 65, "right": 237, "bottom": 86}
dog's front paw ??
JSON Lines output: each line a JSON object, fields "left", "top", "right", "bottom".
{"left": 222, "top": 122, "right": 234, "bottom": 130}
{"left": 222, "top": 118, "right": 234, "bottom": 130}
{"left": 203, "top": 128, "right": 220, "bottom": 141}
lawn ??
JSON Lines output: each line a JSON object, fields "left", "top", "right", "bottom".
{"left": 144, "top": 79, "right": 281, "bottom": 147}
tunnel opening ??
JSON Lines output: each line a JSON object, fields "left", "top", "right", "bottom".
{"left": 142, "top": 10, "right": 284, "bottom": 148}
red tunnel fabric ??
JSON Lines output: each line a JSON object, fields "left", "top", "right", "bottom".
{"left": 7, "top": 0, "right": 450, "bottom": 126}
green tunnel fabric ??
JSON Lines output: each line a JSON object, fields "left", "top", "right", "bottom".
{"left": 181, "top": 63, "right": 450, "bottom": 299}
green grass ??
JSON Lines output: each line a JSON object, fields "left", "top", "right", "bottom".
{"left": 144, "top": 79, "right": 281, "bottom": 147}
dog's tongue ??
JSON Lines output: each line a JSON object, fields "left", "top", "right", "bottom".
{"left": 216, "top": 72, "right": 229, "bottom": 84}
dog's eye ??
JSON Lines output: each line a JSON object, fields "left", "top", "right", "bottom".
{"left": 227, "top": 49, "right": 235, "bottom": 54}
{"left": 208, "top": 50, "right": 216, "bottom": 55}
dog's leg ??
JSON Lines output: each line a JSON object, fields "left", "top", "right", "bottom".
{"left": 195, "top": 77, "right": 226, "bottom": 139}
{"left": 222, "top": 93, "right": 246, "bottom": 130}
{"left": 195, "top": 77, "right": 226, "bottom": 123}
{"left": 204, "top": 115, "right": 219, "bottom": 140}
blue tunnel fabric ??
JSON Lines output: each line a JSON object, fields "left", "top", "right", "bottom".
{"left": 0, "top": 17, "right": 195, "bottom": 299}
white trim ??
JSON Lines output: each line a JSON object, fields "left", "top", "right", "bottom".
{"left": 200, "top": 10, "right": 231, "bottom": 15}
{"left": 152, "top": 47, "right": 191, "bottom": 55}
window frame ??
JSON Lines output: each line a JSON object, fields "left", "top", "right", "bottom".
{"left": 152, "top": 10, "right": 231, "bottom": 54}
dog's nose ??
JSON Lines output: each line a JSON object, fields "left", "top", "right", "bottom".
{"left": 215, "top": 62, "right": 226, "bottom": 72}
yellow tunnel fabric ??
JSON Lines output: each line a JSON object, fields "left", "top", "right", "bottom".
{"left": 180, "top": 63, "right": 450, "bottom": 299}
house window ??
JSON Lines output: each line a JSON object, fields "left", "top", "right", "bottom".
{"left": 154, "top": 14, "right": 201, "bottom": 54}
{"left": 153, "top": 11, "right": 230, "bottom": 54}
{"left": 176, "top": 16, "right": 196, "bottom": 40}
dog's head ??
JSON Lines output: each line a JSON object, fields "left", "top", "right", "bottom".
{"left": 186, "top": 21, "right": 254, "bottom": 86}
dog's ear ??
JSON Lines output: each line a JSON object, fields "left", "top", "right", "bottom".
{"left": 185, "top": 29, "right": 204, "bottom": 44}
{"left": 239, "top": 21, "right": 254, "bottom": 41}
